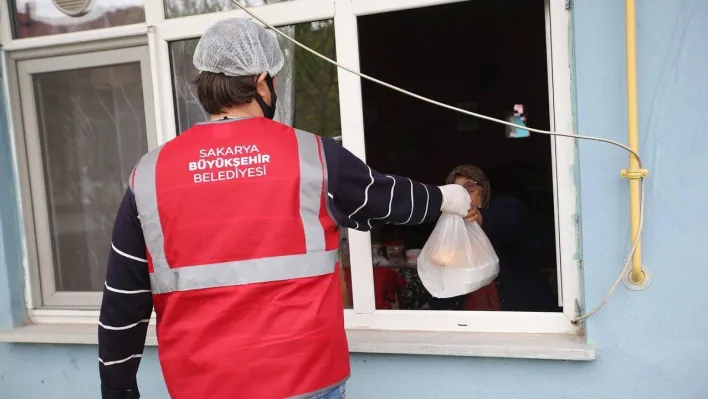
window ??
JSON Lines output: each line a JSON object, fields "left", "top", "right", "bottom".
{"left": 167, "top": 18, "right": 351, "bottom": 306}
{"left": 360, "top": 1, "right": 561, "bottom": 313}
{"left": 14, "top": 48, "right": 156, "bottom": 308}
{"left": 2, "top": 0, "right": 580, "bottom": 338}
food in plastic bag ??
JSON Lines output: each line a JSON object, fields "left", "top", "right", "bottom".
{"left": 418, "top": 213, "right": 500, "bottom": 298}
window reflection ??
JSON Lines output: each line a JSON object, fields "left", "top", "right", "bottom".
{"left": 12, "top": 0, "right": 145, "bottom": 39}
{"left": 169, "top": 20, "right": 340, "bottom": 138}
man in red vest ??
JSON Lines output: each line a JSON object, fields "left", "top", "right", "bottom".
{"left": 98, "top": 18, "right": 471, "bottom": 399}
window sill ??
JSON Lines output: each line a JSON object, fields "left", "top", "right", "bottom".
{"left": 0, "top": 323, "right": 595, "bottom": 361}
{"left": 0, "top": 323, "right": 157, "bottom": 346}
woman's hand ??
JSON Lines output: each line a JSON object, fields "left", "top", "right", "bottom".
{"left": 465, "top": 207, "right": 483, "bottom": 226}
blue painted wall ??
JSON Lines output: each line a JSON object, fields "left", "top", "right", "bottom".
{"left": 2, "top": 1, "right": 708, "bottom": 397}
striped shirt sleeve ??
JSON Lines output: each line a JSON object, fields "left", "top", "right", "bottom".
{"left": 321, "top": 137, "right": 442, "bottom": 231}
{"left": 99, "top": 189, "right": 152, "bottom": 399}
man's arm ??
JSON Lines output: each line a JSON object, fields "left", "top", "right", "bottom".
{"left": 321, "top": 137, "right": 464, "bottom": 230}
{"left": 99, "top": 189, "right": 153, "bottom": 399}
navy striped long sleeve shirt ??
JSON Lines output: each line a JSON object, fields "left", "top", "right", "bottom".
{"left": 98, "top": 135, "right": 442, "bottom": 398}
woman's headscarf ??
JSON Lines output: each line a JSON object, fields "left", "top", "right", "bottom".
{"left": 445, "top": 165, "right": 492, "bottom": 207}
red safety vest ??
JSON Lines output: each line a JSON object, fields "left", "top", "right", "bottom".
{"left": 130, "top": 118, "right": 350, "bottom": 399}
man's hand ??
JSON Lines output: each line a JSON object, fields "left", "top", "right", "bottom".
{"left": 439, "top": 184, "right": 472, "bottom": 217}
{"left": 465, "top": 207, "right": 483, "bottom": 226}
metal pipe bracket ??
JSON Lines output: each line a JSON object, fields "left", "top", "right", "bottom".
{"left": 620, "top": 168, "right": 648, "bottom": 179}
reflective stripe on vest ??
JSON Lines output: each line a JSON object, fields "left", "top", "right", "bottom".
{"left": 132, "top": 128, "right": 335, "bottom": 294}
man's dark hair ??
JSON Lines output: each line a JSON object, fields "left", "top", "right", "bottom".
{"left": 193, "top": 72, "right": 258, "bottom": 115}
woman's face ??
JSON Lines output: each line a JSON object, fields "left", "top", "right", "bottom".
{"left": 453, "top": 176, "right": 484, "bottom": 208}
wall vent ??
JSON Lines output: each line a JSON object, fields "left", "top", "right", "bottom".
{"left": 52, "top": 0, "right": 92, "bottom": 17}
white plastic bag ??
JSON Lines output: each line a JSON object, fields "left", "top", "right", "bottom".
{"left": 418, "top": 213, "right": 500, "bottom": 298}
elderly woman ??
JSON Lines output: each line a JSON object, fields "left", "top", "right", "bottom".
{"left": 428, "top": 165, "right": 555, "bottom": 312}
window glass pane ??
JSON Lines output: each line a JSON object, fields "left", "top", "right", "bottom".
{"left": 358, "top": 0, "right": 561, "bottom": 312}
{"left": 170, "top": 20, "right": 340, "bottom": 136}
{"left": 12, "top": 0, "right": 145, "bottom": 39}
{"left": 165, "top": 0, "right": 292, "bottom": 19}
{"left": 169, "top": 20, "right": 349, "bottom": 306}
{"left": 34, "top": 63, "right": 148, "bottom": 291}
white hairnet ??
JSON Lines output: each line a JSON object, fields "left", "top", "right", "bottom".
{"left": 193, "top": 18, "right": 284, "bottom": 77}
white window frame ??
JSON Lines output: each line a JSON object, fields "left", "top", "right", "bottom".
{"left": 15, "top": 47, "right": 157, "bottom": 309}
{"left": 0, "top": 0, "right": 582, "bottom": 336}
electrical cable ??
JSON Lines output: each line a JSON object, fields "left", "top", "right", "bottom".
{"left": 231, "top": 1, "right": 647, "bottom": 323}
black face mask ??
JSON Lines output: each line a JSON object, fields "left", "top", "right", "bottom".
{"left": 255, "top": 73, "right": 277, "bottom": 119}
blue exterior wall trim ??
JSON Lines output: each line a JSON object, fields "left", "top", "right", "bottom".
{"left": 0, "top": 56, "right": 26, "bottom": 331}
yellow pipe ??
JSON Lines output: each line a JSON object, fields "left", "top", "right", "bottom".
{"left": 624, "top": 0, "right": 645, "bottom": 284}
